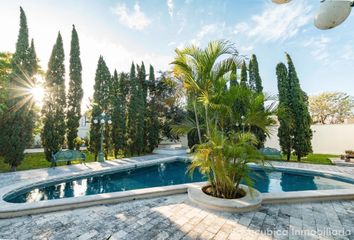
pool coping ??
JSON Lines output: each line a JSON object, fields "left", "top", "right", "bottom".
{"left": 1, "top": 156, "right": 354, "bottom": 218}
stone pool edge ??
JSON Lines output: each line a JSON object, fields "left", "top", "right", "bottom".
{"left": 1, "top": 158, "right": 354, "bottom": 218}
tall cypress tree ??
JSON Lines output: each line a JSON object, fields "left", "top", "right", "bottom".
{"left": 1, "top": 7, "right": 36, "bottom": 170}
{"left": 42, "top": 32, "right": 66, "bottom": 161}
{"left": 66, "top": 25, "right": 83, "bottom": 150}
{"left": 127, "top": 62, "right": 139, "bottom": 155}
{"left": 248, "top": 54, "right": 266, "bottom": 148}
{"left": 111, "top": 70, "right": 125, "bottom": 157}
{"left": 28, "top": 39, "right": 38, "bottom": 77}
{"left": 248, "top": 54, "right": 263, "bottom": 93}
{"left": 136, "top": 62, "right": 146, "bottom": 154}
{"left": 276, "top": 63, "right": 293, "bottom": 160}
{"left": 146, "top": 65, "right": 159, "bottom": 152}
{"left": 286, "top": 53, "right": 312, "bottom": 160}
{"left": 89, "top": 56, "right": 110, "bottom": 160}
{"left": 240, "top": 60, "right": 248, "bottom": 87}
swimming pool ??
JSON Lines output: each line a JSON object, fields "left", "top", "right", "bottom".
{"left": 5, "top": 160, "right": 354, "bottom": 203}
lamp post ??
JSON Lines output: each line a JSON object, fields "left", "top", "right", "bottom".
{"left": 236, "top": 115, "right": 246, "bottom": 133}
{"left": 93, "top": 112, "right": 112, "bottom": 162}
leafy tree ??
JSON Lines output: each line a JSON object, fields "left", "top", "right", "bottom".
{"left": 276, "top": 63, "right": 292, "bottom": 160}
{"left": 1, "top": 8, "right": 37, "bottom": 170}
{"left": 89, "top": 56, "right": 111, "bottom": 160}
{"left": 240, "top": 60, "right": 248, "bottom": 87}
{"left": 286, "top": 53, "right": 312, "bottom": 161}
{"left": 309, "top": 92, "right": 354, "bottom": 124}
{"left": 111, "top": 70, "right": 125, "bottom": 157}
{"left": 146, "top": 65, "right": 160, "bottom": 152}
{"left": 41, "top": 32, "right": 66, "bottom": 161}
{"left": 66, "top": 25, "right": 83, "bottom": 150}
{"left": 0, "top": 52, "right": 12, "bottom": 115}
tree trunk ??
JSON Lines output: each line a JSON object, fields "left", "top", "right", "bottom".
{"left": 204, "top": 105, "right": 210, "bottom": 138}
{"left": 192, "top": 100, "right": 202, "bottom": 144}
{"left": 287, "top": 151, "right": 291, "bottom": 161}
{"left": 297, "top": 155, "right": 301, "bottom": 161}
{"left": 11, "top": 165, "right": 16, "bottom": 172}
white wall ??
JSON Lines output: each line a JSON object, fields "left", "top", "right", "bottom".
{"left": 265, "top": 124, "right": 354, "bottom": 155}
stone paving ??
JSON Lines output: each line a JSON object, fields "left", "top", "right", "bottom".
{"left": 0, "top": 157, "right": 354, "bottom": 240}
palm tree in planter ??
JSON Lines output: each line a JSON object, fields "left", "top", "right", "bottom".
{"left": 189, "top": 127, "right": 264, "bottom": 199}
{"left": 172, "top": 40, "right": 275, "bottom": 208}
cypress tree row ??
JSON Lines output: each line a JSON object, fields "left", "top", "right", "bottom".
{"left": 285, "top": 53, "right": 312, "bottom": 160}
{"left": 1, "top": 7, "right": 37, "bottom": 170}
{"left": 89, "top": 56, "right": 111, "bottom": 160}
{"left": 41, "top": 33, "right": 66, "bottom": 161}
{"left": 276, "top": 63, "right": 293, "bottom": 160}
{"left": 146, "top": 65, "right": 159, "bottom": 152}
{"left": 66, "top": 25, "right": 83, "bottom": 150}
{"left": 240, "top": 60, "right": 248, "bottom": 87}
{"left": 111, "top": 70, "right": 125, "bottom": 157}
{"left": 127, "top": 62, "right": 139, "bottom": 155}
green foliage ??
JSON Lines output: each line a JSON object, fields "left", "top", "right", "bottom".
{"left": 248, "top": 54, "right": 263, "bottom": 93}
{"left": 66, "top": 25, "right": 83, "bottom": 150}
{"left": 172, "top": 40, "right": 275, "bottom": 198}
{"left": 276, "top": 62, "right": 293, "bottom": 160}
{"left": 89, "top": 56, "right": 111, "bottom": 159}
{"left": 41, "top": 32, "right": 66, "bottom": 161}
{"left": 240, "top": 60, "right": 248, "bottom": 87}
{"left": 286, "top": 53, "right": 312, "bottom": 160}
{"left": 276, "top": 54, "right": 313, "bottom": 161}
{"left": 146, "top": 65, "right": 160, "bottom": 152}
{"left": 248, "top": 55, "right": 266, "bottom": 148}
{"left": 127, "top": 62, "right": 139, "bottom": 154}
{"left": 111, "top": 70, "right": 126, "bottom": 157}
{"left": 136, "top": 62, "right": 146, "bottom": 154}
{"left": 0, "top": 52, "right": 12, "bottom": 115}
{"left": 189, "top": 126, "right": 265, "bottom": 198}
{"left": 1, "top": 7, "right": 37, "bottom": 170}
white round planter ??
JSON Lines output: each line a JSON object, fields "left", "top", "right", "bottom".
{"left": 188, "top": 184, "right": 262, "bottom": 212}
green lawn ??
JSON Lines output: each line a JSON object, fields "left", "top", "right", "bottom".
{"left": 0, "top": 151, "right": 111, "bottom": 173}
{"left": 265, "top": 153, "right": 338, "bottom": 165}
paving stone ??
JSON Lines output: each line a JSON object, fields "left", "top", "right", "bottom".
{"left": 1, "top": 160, "right": 354, "bottom": 240}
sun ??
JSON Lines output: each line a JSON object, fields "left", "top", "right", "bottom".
{"left": 28, "top": 85, "right": 44, "bottom": 107}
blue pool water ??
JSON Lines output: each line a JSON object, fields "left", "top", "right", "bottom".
{"left": 5, "top": 160, "right": 354, "bottom": 203}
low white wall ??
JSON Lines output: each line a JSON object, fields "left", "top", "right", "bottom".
{"left": 265, "top": 124, "right": 354, "bottom": 155}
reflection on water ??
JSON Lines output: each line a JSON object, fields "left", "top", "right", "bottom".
{"left": 8, "top": 161, "right": 354, "bottom": 204}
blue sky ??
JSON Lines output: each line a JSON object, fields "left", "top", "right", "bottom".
{"left": 0, "top": 0, "right": 354, "bottom": 108}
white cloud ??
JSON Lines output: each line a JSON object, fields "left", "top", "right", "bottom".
{"left": 234, "top": 0, "right": 312, "bottom": 42}
{"left": 188, "top": 23, "right": 225, "bottom": 47}
{"left": 167, "top": 0, "right": 174, "bottom": 17}
{"left": 233, "top": 22, "right": 249, "bottom": 35}
{"left": 112, "top": 3, "right": 151, "bottom": 30}
{"left": 168, "top": 41, "right": 176, "bottom": 46}
{"left": 303, "top": 36, "right": 331, "bottom": 61}
{"left": 197, "top": 24, "right": 219, "bottom": 39}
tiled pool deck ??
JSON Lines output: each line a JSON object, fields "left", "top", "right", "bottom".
{"left": 0, "top": 155, "right": 354, "bottom": 240}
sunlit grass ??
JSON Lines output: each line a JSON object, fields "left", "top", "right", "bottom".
{"left": 265, "top": 153, "right": 338, "bottom": 165}
{"left": 0, "top": 151, "right": 103, "bottom": 172}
